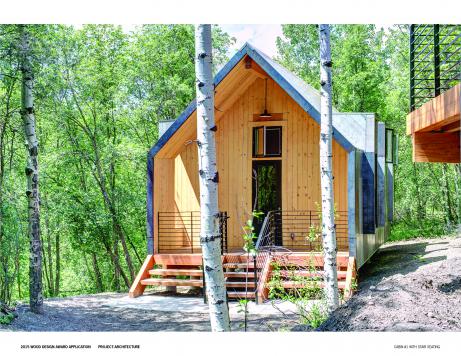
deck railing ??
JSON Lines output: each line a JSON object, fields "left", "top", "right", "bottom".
{"left": 157, "top": 211, "right": 228, "bottom": 254}
{"left": 253, "top": 209, "right": 349, "bottom": 299}
{"left": 410, "top": 24, "right": 461, "bottom": 111}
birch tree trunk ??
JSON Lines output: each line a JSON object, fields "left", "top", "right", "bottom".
{"left": 195, "top": 24, "right": 230, "bottom": 332}
{"left": 19, "top": 24, "right": 43, "bottom": 314}
{"left": 319, "top": 24, "right": 339, "bottom": 313}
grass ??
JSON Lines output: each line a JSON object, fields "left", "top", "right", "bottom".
{"left": 389, "top": 219, "right": 454, "bottom": 242}
{"left": 0, "top": 312, "right": 15, "bottom": 325}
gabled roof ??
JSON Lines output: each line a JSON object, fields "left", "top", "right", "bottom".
{"left": 148, "top": 42, "right": 359, "bottom": 160}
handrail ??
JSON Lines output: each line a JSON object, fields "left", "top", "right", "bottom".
{"left": 253, "top": 211, "right": 276, "bottom": 303}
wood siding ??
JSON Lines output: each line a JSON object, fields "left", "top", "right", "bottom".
{"left": 153, "top": 77, "right": 349, "bottom": 252}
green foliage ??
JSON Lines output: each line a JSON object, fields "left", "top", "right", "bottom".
{"left": 389, "top": 219, "right": 450, "bottom": 242}
{"left": 277, "top": 25, "right": 460, "bottom": 241}
{"left": 268, "top": 259, "right": 328, "bottom": 329}
{"left": 0, "top": 312, "right": 15, "bottom": 325}
{"left": 242, "top": 211, "right": 263, "bottom": 255}
{"left": 300, "top": 301, "right": 328, "bottom": 328}
{"left": 0, "top": 24, "right": 234, "bottom": 304}
{"left": 0, "top": 23, "right": 459, "bottom": 308}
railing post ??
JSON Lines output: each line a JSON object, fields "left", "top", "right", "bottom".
{"left": 219, "top": 212, "right": 223, "bottom": 255}
{"left": 434, "top": 24, "right": 440, "bottom": 97}
{"left": 191, "top": 211, "right": 193, "bottom": 253}
{"left": 253, "top": 256, "right": 258, "bottom": 304}
{"left": 225, "top": 212, "right": 228, "bottom": 253}
{"left": 157, "top": 212, "right": 160, "bottom": 253}
{"left": 410, "top": 24, "right": 415, "bottom": 111}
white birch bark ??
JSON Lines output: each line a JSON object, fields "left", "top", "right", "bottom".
{"left": 19, "top": 24, "right": 43, "bottom": 314}
{"left": 319, "top": 24, "right": 339, "bottom": 312}
{"left": 195, "top": 24, "right": 231, "bottom": 331}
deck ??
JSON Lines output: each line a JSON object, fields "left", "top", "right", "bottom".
{"left": 129, "top": 251, "right": 356, "bottom": 303}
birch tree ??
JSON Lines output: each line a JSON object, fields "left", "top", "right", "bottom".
{"left": 319, "top": 24, "right": 339, "bottom": 312}
{"left": 195, "top": 24, "right": 230, "bottom": 331}
{"left": 19, "top": 24, "right": 43, "bottom": 314}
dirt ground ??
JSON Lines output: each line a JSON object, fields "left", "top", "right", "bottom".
{"left": 0, "top": 290, "right": 298, "bottom": 332}
{"left": 318, "top": 236, "right": 461, "bottom": 331}
{"left": 2, "top": 236, "right": 460, "bottom": 332}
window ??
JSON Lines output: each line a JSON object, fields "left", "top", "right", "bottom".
{"left": 253, "top": 126, "right": 282, "bottom": 157}
{"left": 385, "top": 128, "right": 397, "bottom": 163}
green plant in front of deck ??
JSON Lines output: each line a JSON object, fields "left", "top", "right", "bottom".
{"left": 267, "top": 255, "right": 328, "bottom": 329}
{"left": 242, "top": 211, "right": 263, "bottom": 255}
{"left": 306, "top": 203, "right": 340, "bottom": 252}
{"left": 237, "top": 211, "right": 263, "bottom": 331}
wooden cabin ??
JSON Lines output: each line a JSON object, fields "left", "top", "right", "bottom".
{"left": 130, "top": 43, "right": 397, "bottom": 302}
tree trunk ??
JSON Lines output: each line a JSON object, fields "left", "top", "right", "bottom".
{"left": 91, "top": 252, "right": 104, "bottom": 293}
{"left": 195, "top": 24, "right": 230, "bottom": 332}
{"left": 19, "top": 24, "right": 43, "bottom": 314}
{"left": 55, "top": 233, "right": 60, "bottom": 295}
{"left": 412, "top": 163, "right": 425, "bottom": 223}
{"left": 319, "top": 24, "right": 339, "bottom": 313}
{"left": 453, "top": 164, "right": 461, "bottom": 227}
{"left": 441, "top": 163, "right": 454, "bottom": 227}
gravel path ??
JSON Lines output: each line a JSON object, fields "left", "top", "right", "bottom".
{"left": 318, "top": 236, "right": 461, "bottom": 331}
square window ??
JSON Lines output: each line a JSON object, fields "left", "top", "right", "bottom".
{"left": 253, "top": 126, "right": 282, "bottom": 157}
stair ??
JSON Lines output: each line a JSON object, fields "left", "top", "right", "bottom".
{"left": 141, "top": 278, "right": 203, "bottom": 287}
{"left": 227, "top": 291, "right": 256, "bottom": 299}
{"left": 132, "top": 256, "right": 258, "bottom": 300}
{"left": 149, "top": 269, "right": 203, "bottom": 277}
{"left": 129, "top": 253, "right": 357, "bottom": 302}
{"left": 269, "top": 254, "right": 350, "bottom": 296}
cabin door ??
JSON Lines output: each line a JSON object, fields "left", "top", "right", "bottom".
{"left": 251, "top": 160, "right": 282, "bottom": 245}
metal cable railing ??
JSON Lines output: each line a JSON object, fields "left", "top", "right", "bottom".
{"left": 157, "top": 211, "right": 228, "bottom": 254}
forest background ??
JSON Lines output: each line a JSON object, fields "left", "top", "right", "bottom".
{"left": 0, "top": 24, "right": 458, "bottom": 304}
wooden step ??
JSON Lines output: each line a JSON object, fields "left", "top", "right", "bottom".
{"left": 149, "top": 269, "right": 203, "bottom": 277}
{"left": 141, "top": 278, "right": 203, "bottom": 287}
{"left": 224, "top": 271, "right": 256, "bottom": 278}
{"left": 273, "top": 255, "right": 349, "bottom": 268}
{"left": 281, "top": 280, "right": 347, "bottom": 289}
{"left": 278, "top": 270, "right": 347, "bottom": 279}
{"left": 223, "top": 263, "right": 256, "bottom": 269}
{"left": 227, "top": 291, "right": 256, "bottom": 299}
{"left": 225, "top": 281, "right": 256, "bottom": 288}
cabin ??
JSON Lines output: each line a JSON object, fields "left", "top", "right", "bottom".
{"left": 407, "top": 25, "right": 460, "bottom": 163}
{"left": 129, "top": 43, "right": 397, "bottom": 302}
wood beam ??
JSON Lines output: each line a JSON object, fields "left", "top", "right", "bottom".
{"left": 413, "top": 131, "right": 460, "bottom": 163}
{"left": 129, "top": 255, "right": 154, "bottom": 298}
{"left": 242, "top": 55, "right": 269, "bottom": 79}
{"left": 440, "top": 120, "right": 460, "bottom": 133}
{"left": 406, "top": 83, "right": 460, "bottom": 135}
{"left": 343, "top": 256, "right": 357, "bottom": 300}
{"left": 215, "top": 73, "right": 257, "bottom": 119}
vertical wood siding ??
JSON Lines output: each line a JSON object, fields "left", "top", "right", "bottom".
{"left": 154, "top": 77, "right": 349, "bottom": 251}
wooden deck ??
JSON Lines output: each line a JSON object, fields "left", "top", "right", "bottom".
{"left": 129, "top": 251, "right": 356, "bottom": 303}
{"left": 406, "top": 83, "right": 460, "bottom": 163}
